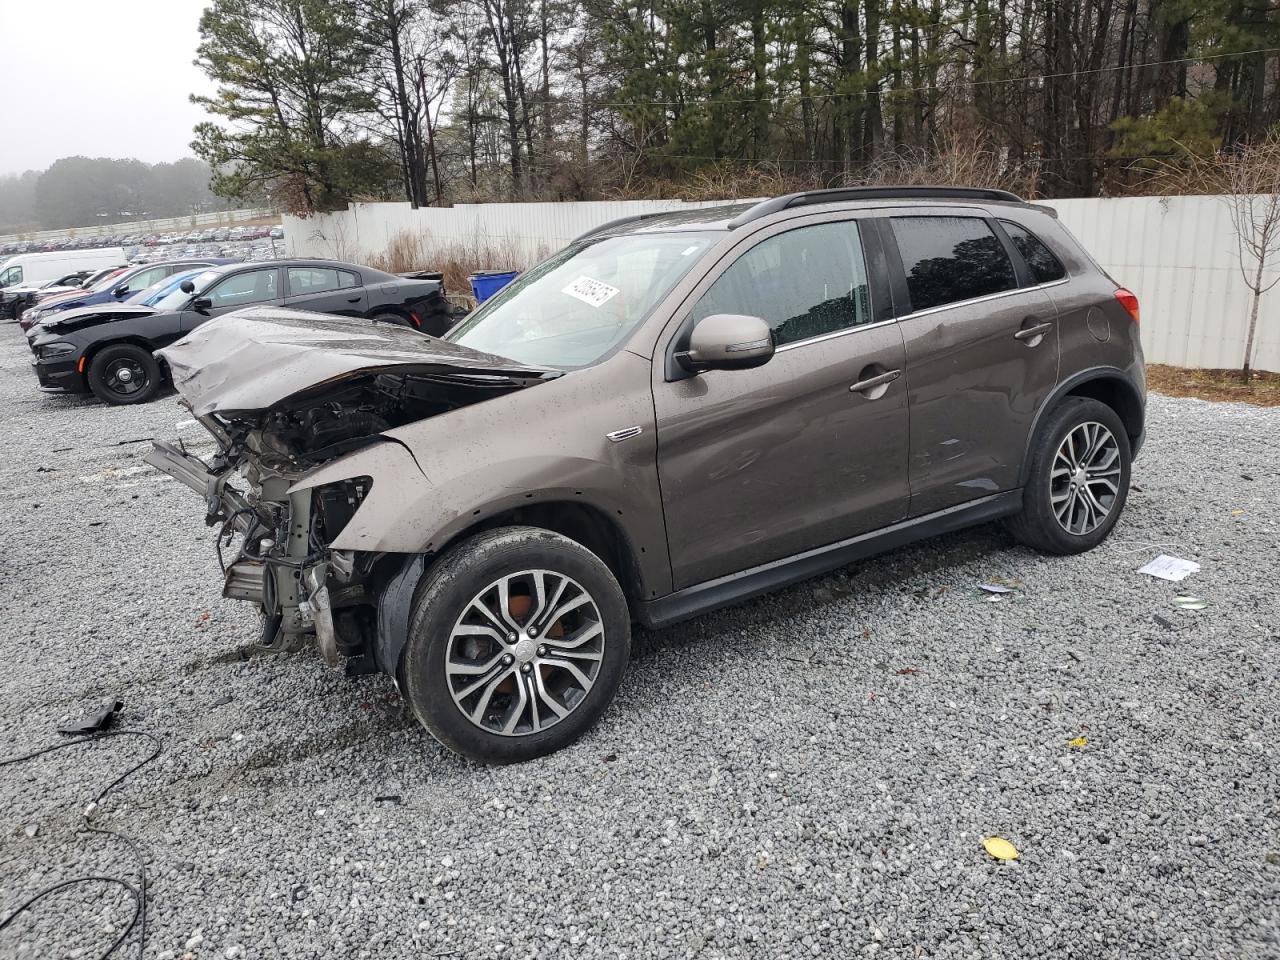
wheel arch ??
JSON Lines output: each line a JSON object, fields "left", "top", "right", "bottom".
{"left": 1020, "top": 369, "right": 1145, "bottom": 486}
{"left": 80, "top": 335, "right": 167, "bottom": 384}
{"left": 370, "top": 499, "right": 651, "bottom": 682}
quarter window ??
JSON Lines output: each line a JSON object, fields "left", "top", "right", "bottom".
{"left": 891, "top": 216, "right": 1017, "bottom": 312}
{"left": 690, "top": 221, "right": 871, "bottom": 347}
{"left": 207, "top": 268, "right": 279, "bottom": 308}
{"left": 288, "top": 266, "right": 359, "bottom": 294}
{"left": 1000, "top": 221, "right": 1067, "bottom": 283}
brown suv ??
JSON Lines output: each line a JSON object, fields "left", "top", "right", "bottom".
{"left": 147, "top": 186, "right": 1146, "bottom": 762}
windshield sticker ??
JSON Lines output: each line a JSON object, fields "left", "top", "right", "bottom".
{"left": 562, "top": 275, "right": 621, "bottom": 308}
{"left": 680, "top": 245, "right": 701, "bottom": 256}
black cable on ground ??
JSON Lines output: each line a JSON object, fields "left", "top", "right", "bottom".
{"left": 0, "top": 729, "right": 161, "bottom": 960}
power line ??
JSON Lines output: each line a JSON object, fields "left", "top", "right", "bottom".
{"left": 511, "top": 46, "right": 1280, "bottom": 109}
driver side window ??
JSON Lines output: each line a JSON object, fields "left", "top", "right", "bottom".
{"left": 1, "top": 265, "right": 22, "bottom": 286}
{"left": 690, "top": 221, "right": 871, "bottom": 347}
{"left": 207, "top": 268, "right": 279, "bottom": 308}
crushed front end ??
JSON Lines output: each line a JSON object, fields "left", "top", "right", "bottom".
{"left": 143, "top": 308, "right": 555, "bottom": 672}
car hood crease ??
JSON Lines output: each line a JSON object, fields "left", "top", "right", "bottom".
{"left": 157, "top": 306, "right": 556, "bottom": 417}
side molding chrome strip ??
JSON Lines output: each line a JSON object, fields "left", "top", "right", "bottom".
{"left": 606, "top": 426, "right": 643, "bottom": 443}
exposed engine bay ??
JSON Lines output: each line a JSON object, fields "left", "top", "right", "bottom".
{"left": 145, "top": 368, "right": 546, "bottom": 669}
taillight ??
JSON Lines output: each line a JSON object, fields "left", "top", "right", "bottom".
{"left": 1114, "top": 287, "right": 1139, "bottom": 323}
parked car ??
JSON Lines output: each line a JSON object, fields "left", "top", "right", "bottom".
{"left": 18, "top": 258, "right": 237, "bottom": 330}
{"left": 145, "top": 186, "right": 1146, "bottom": 763}
{"left": 0, "top": 248, "right": 128, "bottom": 313}
{"left": 30, "top": 258, "right": 453, "bottom": 404}
{"left": 0, "top": 271, "right": 96, "bottom": 320}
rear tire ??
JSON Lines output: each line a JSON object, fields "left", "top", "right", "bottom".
{"left": 1007, "top": 397, "right": 1131, "bottom": 554}
{"left": 402, "top": 526, "right": 631, "bottom": 763}
{"left": 86, "top": 343, "right": 162, "bottom": 405}
{"left": 371, "top": 312, "right": 411, "bottom": 327}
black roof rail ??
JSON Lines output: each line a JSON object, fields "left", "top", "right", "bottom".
{"left": 727, "top": 185, "right": 1026, "bottom": 228}
{"left": 572, "top": 212, "right": 667, "bottom": 243}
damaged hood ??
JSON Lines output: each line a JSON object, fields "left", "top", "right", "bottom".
{"left": 158, "top": 306, "right": 556, "bottom": 417}
{"left": 40, "top": 302, "right": 157, "bottom": 330}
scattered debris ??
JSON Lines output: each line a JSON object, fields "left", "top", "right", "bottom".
{"left": 1231, "top": 508, "right": 1245, "bottom": 516}
{"left": 895, "top": 667, "right": 919, "bottom": 676}
{"left": 1067, "top": 736, "right": 1088, "bottom": 748}
{"left": 983, "top": 836, "right": 1020, "bottom": 861}
{"left": 1138, "top": 555, "right": 1200, "bottom": 582}
{"left": 1152, "top": 614, "right": 1174, "bottom": 630}
{"left": 979, "top": 583, "right": 1016, "bottom": 594}
{"left": 603, "top": 753, "right": 618, "bottom": 763}
{"left": 212, "top": 694, "right": 233, "bottom": 707}
{"left": 1174, "top": 596, "right": 1208, "bottom": 611}
{"left": 58, "top": 698, "right": 123, "bottom": 735}
{"left": 985, "top": 595, "right": 1004, "bottom": 603}
{"left": 24, "top": 824, "right": 39, "bottom": 838}
{"left": 35, "top": 466, "right": 55, "bottom": 473}
{"left": 374, "top": 795, "right": 403, "bottom": 804}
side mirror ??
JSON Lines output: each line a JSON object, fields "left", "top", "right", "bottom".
{"left": 191, "top": 297, "right": 212, "bottom": 312}
{"left": 180, "top": 279, "right": 195, "bottom": 294}
{"left": 678, "top": 313, "right": 774, "bottom": 373}
{"left": 112, "top": 285, "right": 130, "bottom": 297}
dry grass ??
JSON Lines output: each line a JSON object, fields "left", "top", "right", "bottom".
{"left": 1146, "top": 363, "right": 1280, "bottom": 407}
{"left": 364, "top": 231, "right": 540, "bottom": 298}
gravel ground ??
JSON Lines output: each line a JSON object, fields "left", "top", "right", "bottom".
{"left": 0, "top": 324, "right": 1276, "bottom": 960}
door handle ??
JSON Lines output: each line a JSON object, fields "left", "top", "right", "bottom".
{"left": 1014, "top": 321, "right": 1054, "bottom": 341}
{"left": 346, "top": 296, "right": 361, "bottom": 303}
{"left": 849, "top": 368, "right": 902, "bottom": 394}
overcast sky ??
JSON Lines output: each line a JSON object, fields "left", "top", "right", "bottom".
{"left": 0, "top": 0, "right": 216, "bottom": 176}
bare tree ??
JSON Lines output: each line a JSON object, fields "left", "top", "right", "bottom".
{"left": 1219, "top": 135, "right": 1280, "bottom": 381}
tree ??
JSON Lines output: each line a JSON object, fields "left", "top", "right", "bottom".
{"left": 1219, "top": 134, "right": 1280, "bottom": 380}
{"left": 192, "top": 0, "right": 395, "bottom": 213}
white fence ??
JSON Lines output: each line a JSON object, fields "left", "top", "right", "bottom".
{"left": 284, "top": 195, "right": 1279, "bottom": 371}
{"left": 1, "top": 207, "right": 278, "bottom": 246}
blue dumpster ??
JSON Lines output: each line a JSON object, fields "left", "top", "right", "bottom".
{"left": 469, "top": 270, "right": 518, "bottom": 303}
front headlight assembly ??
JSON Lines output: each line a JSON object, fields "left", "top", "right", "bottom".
{"left": 36, "top": 342, "right": 76, "bottom": 359}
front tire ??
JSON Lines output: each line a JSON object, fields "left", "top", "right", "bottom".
{"left": 86, "top": 343, "right": 162, "bottom": 405}
{"left": 402, "top": 526, "right": 631, "bottom": 763}
{"left": 1007, "top": 397, "right": 1132, "bottom": 554}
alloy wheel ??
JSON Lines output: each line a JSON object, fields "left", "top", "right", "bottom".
{"left": 445, "top": 570, "right": 605, "bottom": 737}
{"left": 1050, "top": 421, "right": 1121, "bottom": 536}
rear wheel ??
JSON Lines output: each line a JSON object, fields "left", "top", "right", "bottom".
{"left": 1007, "top": 397, "right": 1131, "bottom": 554}
{"left": 402, "top": 526, "right": 631, "bottom": 763}
{"left": 371, "top": 312, "right": 411, "bottom": 327}
{"left": 86, "top": 343, "right": 162, "bottom": 405}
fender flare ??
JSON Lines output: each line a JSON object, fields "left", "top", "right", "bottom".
{"left": 1019, "top": 367, "right": 1146, "bottom": 486}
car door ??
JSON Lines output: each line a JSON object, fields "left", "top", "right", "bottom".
{"left": 653, "top": 215, "right": 910, "bottom": 590}
{"left": 283, "top": 265, "right": 367, "bottom": 315}
{"left": 885, "top": 211, "right": 1059, "bottom": 516}
{"left": 180, "top": 266, "right": 284, "bottom": 331}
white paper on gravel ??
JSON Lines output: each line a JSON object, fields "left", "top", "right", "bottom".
{"left": 1138, "top": 554, "right": 1201, "bottom": 582}
{"left": 561, "top": 275, "right": 620, "bottom": 308}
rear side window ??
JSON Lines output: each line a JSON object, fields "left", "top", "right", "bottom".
{"left": 1000, "top": 221, "right": 1066, "bottom": 283}
{"left": 690, "top": 220, "right": 871, "bottom": 347}
{"left": 288, "top": 266, "right": 360, "bottom": 294}
{"left": 891, "top": 216, "right": 1016, "bottom": 312}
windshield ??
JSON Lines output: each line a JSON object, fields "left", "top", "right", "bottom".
{"left": 445, "top": 232, "right": 716, "bottom": 368}
{"left": 134, "top": 270, "right": 204, "bottom": 307}
{"left": 150, "top": 269, "right": 220, "bottom": 312}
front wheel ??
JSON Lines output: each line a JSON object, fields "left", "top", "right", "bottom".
{"left": 1007, "top": 397, "right": 1132, "bottom": 555}
{"left": 402, "top": 526, "right": 631, "bottom": 763}
{"left": 86, "top": 343, "right": 162, "bottom": 405}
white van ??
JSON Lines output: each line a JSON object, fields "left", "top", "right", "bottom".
{"left": 0, "top": 248, "right": 128, "bottom": 291}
